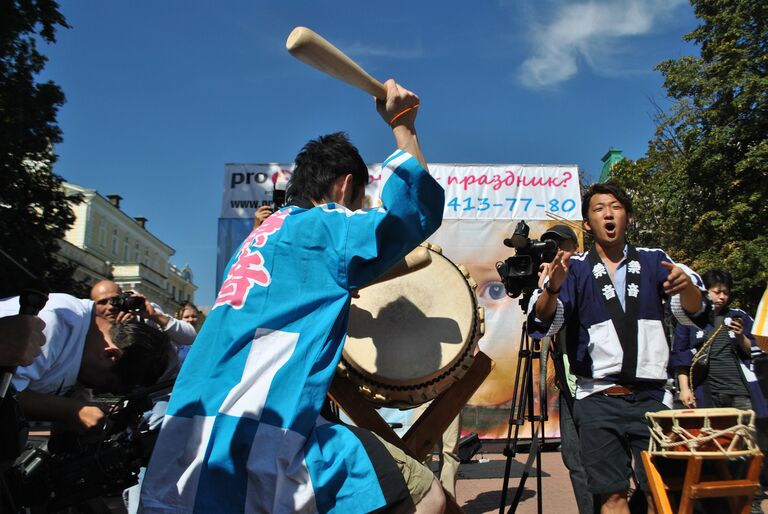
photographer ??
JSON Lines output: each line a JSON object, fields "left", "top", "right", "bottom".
{"left": 528, "top": 183, "right": 708, "bottom": 514}
{"left": 673, "top": 269, "right": 761, "bottom": 410}
{"left": 0, "top": 293, "right": 171, "bottom": 432}
{"left": 671, "top": 269, "right": 767, "bottom": 512}
{"left": 90, "top": 280, "right": 196, "bottom": 347}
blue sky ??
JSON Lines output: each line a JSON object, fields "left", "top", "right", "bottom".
{"left": 41, "top": 0, "right": 698, "bottom": 304}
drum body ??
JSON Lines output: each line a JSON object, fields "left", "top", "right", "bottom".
{"left": 340, "top": 245, "right": 484, "bottom": 408}
{"left": 646, "top": 407, "right": 758, "bottom": 457}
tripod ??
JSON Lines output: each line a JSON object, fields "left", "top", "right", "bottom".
{"left": 498, "top": 298, "right": 549, "bottom": 514}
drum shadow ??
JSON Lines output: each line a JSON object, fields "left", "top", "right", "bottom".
{"left": 348, "top": 298, "right": 463, "bottom": 380}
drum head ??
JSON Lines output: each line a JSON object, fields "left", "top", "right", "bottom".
{"left": 343, "top": 247, "right": 478, "bottom": 406}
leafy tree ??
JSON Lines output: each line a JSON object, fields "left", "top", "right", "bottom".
{"left": 612, "top": 0, "right": 768, "bottom": 311}
{"left": 0, "top": 0, "right": 86, "bottom": 297}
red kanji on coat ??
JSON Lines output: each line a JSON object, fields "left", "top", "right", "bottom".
{"left": 214, "top": 209, "right": 289, "bottom": 309}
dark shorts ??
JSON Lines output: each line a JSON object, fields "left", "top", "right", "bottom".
{"left": 573, "top": 393, "right": 667, "bottom": 495}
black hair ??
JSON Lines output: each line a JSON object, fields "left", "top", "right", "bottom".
{"left": 109, "top": 321, "right": 172, "bottom": 390}
{"left": 581, "top": 182, "right": 634, "bottom": 219}
{"left": 702, "top": 269, "right": 733, "bottom": 292}
{"left": 286, "top": 132, "right": 369, "bottom": 205}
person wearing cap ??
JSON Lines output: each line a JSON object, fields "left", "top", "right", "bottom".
{"left": 539, "top": 224, "right": 594, "bottom": 514}
{"left": 541, "top": 225, "right": 579, "bottom": 252}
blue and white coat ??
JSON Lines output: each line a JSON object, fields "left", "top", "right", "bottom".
{"left": 528, "top": 245, "right": 707, "bottom": 402}
{"left": 139, "top": 150, "right": 444, "bottom": 514}
{"left": 671, "top": 307, "right": 768, "bottom": 417}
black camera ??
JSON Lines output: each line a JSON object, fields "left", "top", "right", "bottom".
{"left": 109, "top": 292, "right": 144, "bottom": 312}
{"left": 496, "top": 221, "right": 558, "bottom": 300}
{"left": 273, "top": 179, "right": 288, "bottom": 209}
{"left": 5, "top": 394, "right": 159, "bottom": 512}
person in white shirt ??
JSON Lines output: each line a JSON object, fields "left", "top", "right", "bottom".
{"left": 0, "top": 293, "right": 172, "bottom": 432}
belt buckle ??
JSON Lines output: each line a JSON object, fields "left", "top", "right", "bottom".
{"left": 603, "top": 385, "right": 633, "bottom": 396}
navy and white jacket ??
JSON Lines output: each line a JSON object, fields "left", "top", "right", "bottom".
{"left": 670, "top": 307, "right": 768, "bottom": 417}
{"left": 528, "top": 245, "right": 708, "bottom": 400}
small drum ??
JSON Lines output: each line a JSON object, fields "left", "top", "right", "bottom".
{"left": 339, "top": 244, "right": 484, "bottom": 408}
{"left": 647, "top": 408, "right": 758, "bottom": 457}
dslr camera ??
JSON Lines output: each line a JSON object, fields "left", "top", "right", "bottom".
{"left": 109, "top": 292, "right": 144, "bottom": 312}
{"left": 496, "top": 221, "right": 558, "bottom": 300}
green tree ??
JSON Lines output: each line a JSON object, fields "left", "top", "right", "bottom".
{"left": 0, "top": 0, "right": 86, "bottom": 297}
{"left": 612, "top": 0, "right": 768, "bottom": 311}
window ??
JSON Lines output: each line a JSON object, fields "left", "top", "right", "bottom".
{"left": 123, "top": 237, "right": 129, "bottom": 261}
{"left": 111, "top": 229, "right": 118, "bottom": 255}
{"left": 135, "top": 243, "right": 140, "bottom": 262}
{"left": 98, "top": 223, "right": 107, "bottom": 247}
{"left": 144, "top": 249, "right": 150, "bottom": 266}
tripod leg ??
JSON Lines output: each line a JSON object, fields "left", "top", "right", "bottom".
{"left": 499, "top": 325, "right": 533, "bottom": 514}
{"left": 508, "top": 422, "right": 542, "bottom": 514}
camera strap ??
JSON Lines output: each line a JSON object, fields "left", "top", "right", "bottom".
{"left": 587, "top": 244, "right": 641, "bottom": 381}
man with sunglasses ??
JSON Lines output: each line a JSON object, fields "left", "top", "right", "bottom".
{"left": 90, "top": 280, "right": 196, "bottom": 347}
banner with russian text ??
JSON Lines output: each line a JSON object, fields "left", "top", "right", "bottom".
{"left": 218, "top": 162, "right": 582, "bottom": 438}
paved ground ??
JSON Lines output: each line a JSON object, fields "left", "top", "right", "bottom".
{"left": 91, "top": 448, "right": 768, "bottom": 513}
{"left": 100, "top": 451, "right": 574, "bottom": 513}
{"left": 456, "top": 451, "right": 577, "bottom": 514}
{"left": 455, "top": 451, "right": 768, "bottom": 514}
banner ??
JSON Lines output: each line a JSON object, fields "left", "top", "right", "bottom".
{"left": 221, "top": 163, "right": 580, "bottom": 221}
{"left": 218, "top": 162, "right": 582, "bottom": 438}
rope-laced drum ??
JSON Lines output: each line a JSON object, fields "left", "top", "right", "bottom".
{"left": 340, "top": 243, "right": 484, "bottom": 408}
{"left": 646, "top": 408, "right": 758, "bottom": 458}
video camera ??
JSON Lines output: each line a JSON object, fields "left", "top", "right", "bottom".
{"left": 496, "top": 220, "right": 558, "bottom": 301}
{"left": 3, "top": 382, "right": 172, "bottom": 512}
{"left": 109, "top": 291, "right": 144, "bottom": 312}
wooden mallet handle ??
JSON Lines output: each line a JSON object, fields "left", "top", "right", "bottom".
{"left": 286, "top": 27, "right": 387, "bottom": 100}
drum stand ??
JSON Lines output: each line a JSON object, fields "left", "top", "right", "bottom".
{"left": 642, "top": 451, "right": 763, "bottom": 514}
{"left": 498, "top": 318, "right": 548, "bottom": 514}
{"left": 328, "top": 351, "right": 493, "bottom": 514}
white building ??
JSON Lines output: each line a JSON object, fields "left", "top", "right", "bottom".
{"left": 58, "top": 182, "right": 196, "bottom": 314}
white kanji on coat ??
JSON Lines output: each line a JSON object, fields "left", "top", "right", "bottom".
{"left": 627, "top": 283, "right": 639, "bottom": 298}
{"left": 602, "top": 284, "right": 616, "bottom": 300}
{"left": 593, "top": 263, "right": 607, "bottom": 279}
{"left": 628, "top": 260, "right": 641, "bottom": 274}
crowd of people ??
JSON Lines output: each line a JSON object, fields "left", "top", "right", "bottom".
{"left": 0, "top": 281, "right": 204, "bottom": 435}
{"left": 1, "top": 77, "right": 767, "bottom": 514}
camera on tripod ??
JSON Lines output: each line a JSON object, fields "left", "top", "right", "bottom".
{"left": 496, "top": 220, "right": 558, "bottom": 299}
{"left": 109, "top": 292, "right": 145, "bottom": 312}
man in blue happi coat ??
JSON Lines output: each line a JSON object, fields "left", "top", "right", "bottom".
{"left": 528, "top": 182, "right": 708, "bottom": 514}
{"left": 139, "top": 80, "right": 447, "bottom": 513}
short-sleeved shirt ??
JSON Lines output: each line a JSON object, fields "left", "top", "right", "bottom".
{"left": 706, "top": 316, "right": 750, "bottom": 396}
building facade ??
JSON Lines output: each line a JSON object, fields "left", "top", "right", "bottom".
{"left": 58, "top": 182, "right": 196, "bottom": 314}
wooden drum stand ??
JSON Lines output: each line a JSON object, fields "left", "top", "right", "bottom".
{"left": 329, "top": 352, "right": 493, "bottom": 514}
{"left": 642, "top": 408, "right": 763, "bottom": 514}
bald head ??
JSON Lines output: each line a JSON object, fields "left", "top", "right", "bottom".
{"left": 91, "top": 280, "right": 122, "bottom": 323}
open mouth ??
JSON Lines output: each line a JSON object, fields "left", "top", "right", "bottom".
{"left": 605, "top": 221, "right": 616, "bottom": 235}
